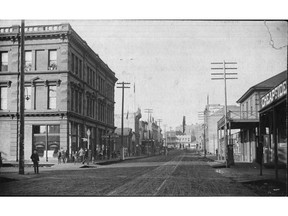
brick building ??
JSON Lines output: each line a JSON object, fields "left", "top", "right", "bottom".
{"left": 0, "top": 23, "right": 117, "bottom": 162}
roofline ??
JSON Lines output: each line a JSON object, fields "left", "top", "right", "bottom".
{"left": 236, "top": 86, "right": 271, "bottom": 103}
{"left": 236, "top": 70, "right": 287, "bottom": 103}
{"left": 0, "top": 23, "right": 118, "bottom": 82}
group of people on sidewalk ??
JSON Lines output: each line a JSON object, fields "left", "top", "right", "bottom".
{"left": 57, "top": 148, "right": 90, "bottom": 165}
{"left": 74, "top": 148, "right": 89, "bottom": 164}
{"left": 29, "top": 147, "right": 90, "bottom": 174}
{"left": 57, "top": 149, "right": 69, "bottom": 164}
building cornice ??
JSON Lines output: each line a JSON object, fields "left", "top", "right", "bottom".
{"left": 0, "top": 23, "right": 118, "bottom": 83}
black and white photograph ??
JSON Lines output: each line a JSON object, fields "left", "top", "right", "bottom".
{"left": 0, "top": 1, "right": 287, "bottom": 215}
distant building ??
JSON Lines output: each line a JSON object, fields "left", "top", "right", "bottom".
{"left": 114, "top": 108, "right": 142, "bottom": 156}
{"left": 0, "top": 23, "right": 117, "bottom": 162}
{"left": 166, "top": 131, "right": 177, "bottom": 149}
{"left": 176, "top": 135, "right": 192, "bottom": 149}
{"left": 114, "top": 128, "right": 133, "bottom": 157}
{"left": 203, "top": 104, "right": 224, "bottom": 155}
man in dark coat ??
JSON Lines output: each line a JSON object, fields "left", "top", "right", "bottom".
{"left": 30, "top": 149, "right": 40, "bottom": 174}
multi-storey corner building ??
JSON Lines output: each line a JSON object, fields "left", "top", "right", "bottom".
{"left": 0, "top": 23, "right": 117, "bottom": 162}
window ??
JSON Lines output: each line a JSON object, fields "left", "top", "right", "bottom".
{"left": 93, "top": 71, "right": 96, "bottom": 88}
{"left": 48, "top": 86, "right": 56, "bottom": 109}
{"left": 75, "top": 89, "right": 78, "bottom": 113}
{"left": 24, "top": 86, "right": 32, "bottom": 110}
{"left": 0, "top": 87, "right": 8, "bottom": 109}
{"left": 87, "top": 66, "right": 90, "bottom": 84}
{"left": 79, "top": 60, "right": 82, "bottom": 78}
{"left": 0, "top": 52, "right": 8, "bottom": 72}
{"left": 48, "top": 50, "right": 57, "bottom": 70}
{"left": 71, "top": 88, "right": 74, "bottom": 111}
{"left": 33, "top": 124, "right": 60, "bottom": 158}
{"left": 71, "top": 53, "right": 74, "bottom": 73}
{"left": 25, "top": 51, "right": 32, "bottom": 72}
{"left": 78, "top": 91, "right": 82, "bottom": 114}
{"left": 87, "top": 96, "right": 90, "bottom": 116}
{"left": 75, "top": 56, "right": 78, "bottom": 75}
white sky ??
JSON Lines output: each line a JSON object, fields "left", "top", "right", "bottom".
{"left": 1, "top": 20, "right": 287, "bottom": 128}
{"left": 1, "top": 0, "right": 288, "bottom": 214}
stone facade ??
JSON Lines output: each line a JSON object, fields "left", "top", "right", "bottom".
{"left": 0, "top": 23, "right": 117, "bottom": 162}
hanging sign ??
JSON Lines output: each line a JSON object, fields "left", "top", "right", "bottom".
{"left": 261, "top": 80, "right": 287, "bottom": 109}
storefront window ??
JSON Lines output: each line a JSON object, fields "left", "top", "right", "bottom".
{"left": 32, "top": 124, "right": 60, "bottom": 158}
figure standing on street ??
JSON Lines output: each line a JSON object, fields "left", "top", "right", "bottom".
{"left": 82, "top": 148, "right": 88, "bottom": 164}
{"left": 79, "top": 148, "right": 84, "bottom": 163}
{"left": 61, "top": 149, "right": 66, "bottom": 163}
{"left": 30, "top": 149, "right": 39, "bottom": 174}
{"left": 58, "top": 150, "right": 62, "bottom": 164}
{"left": 65, "top": 150, "right": 69, "bottom": 163}
{"left": 73, "top": 150, "right": 78, "bottom": 164}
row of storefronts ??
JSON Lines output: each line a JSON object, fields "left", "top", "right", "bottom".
{"left": 259, "top": 79, "right": 287, "bottom": 166}
{"left": 216, "top": 71, "right": 287, "bottom": 168}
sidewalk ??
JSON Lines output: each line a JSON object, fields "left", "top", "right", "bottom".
{"left": 207, "top": 159, "right": 287, "bottom": 184}
{"left": 0, "top": 154, "right": 148, "bottom": 181}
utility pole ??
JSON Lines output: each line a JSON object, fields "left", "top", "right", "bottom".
{"left": 211, "top": 61, "right": 238, "bottom": 167}
{"left": 198, "top": 111, "right": 205, "bottom": 156}
{"left": 19, "top": 20, "right": 25, "bottom": 174}
{"left": 156, "top": 119, "right": 162, "bottom": 128}
{"left": 164, "top": 124, "right": 167, "bottom": 156}
{"left": 117, "top": 82, "right": 130, "bottom": 160}
{"left": 144, "top": 109, "right": 153, "bottom": 122}
{"left": 156, "top": 118, "right": 163, "bottom": 153}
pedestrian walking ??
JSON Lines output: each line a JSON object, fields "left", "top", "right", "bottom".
{"left": 82, "top": 148, "right": 88, "bottom": 164}
{"left": 30, "top": 149, "right": 39, "bottom": 174}
{"left": 73, "top": 150, "right": 78, "bottom": 164}
{"left": 65, "top": 150, "right": 69, "bottom": 163}
{"left": 61, "top": 149, "right": 66, "bottom": 163}
{"left": 58, "top": 150, "right": 62, "bottom": 164}
{"left": 79, "top": 148, "right": 84, "bottom": 163}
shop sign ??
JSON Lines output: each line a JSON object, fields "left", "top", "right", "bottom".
{"left": 261, "top": 80, "right": 287, "bottom": 109}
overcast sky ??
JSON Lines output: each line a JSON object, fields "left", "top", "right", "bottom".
{"left": 1, "top": 20, "right": 287, "bottom": 128}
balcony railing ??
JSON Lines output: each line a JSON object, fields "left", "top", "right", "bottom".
{"left": 227, "top": 110, "right": 258, "bottom": 120}
{"left": 218, "top": 110, "right": 259, "bottom": 128}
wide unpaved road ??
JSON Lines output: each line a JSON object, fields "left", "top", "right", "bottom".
{"left": 0, "top": 150, "right": 256, "bottom": 196}
{"left": 107, "top": 150, "right": 256, "bottom": 196}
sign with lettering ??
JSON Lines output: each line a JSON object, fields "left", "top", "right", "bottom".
{"left": 261, "top": 80, "right": 287, "bottom": 109}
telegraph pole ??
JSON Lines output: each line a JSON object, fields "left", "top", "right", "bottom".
{"left": 19, "top": 20, "right": 25, "bottom": 174}
{"left": 198, "top": 111, "right": 205, "bottom": 157}
{"left": 156, "top": 119, "right": 162, "bottom": 127}
{"left": 211, "top": 61, "right": 238, "bottom": 167}
{"left": 117, "top": 82, "right": 130, "bottom": 160}
{"left": 144, "top": 109, "right": 153, "bottom": 122}
{"left": 164, "top": 124, "right": 167, "bottom": 156}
